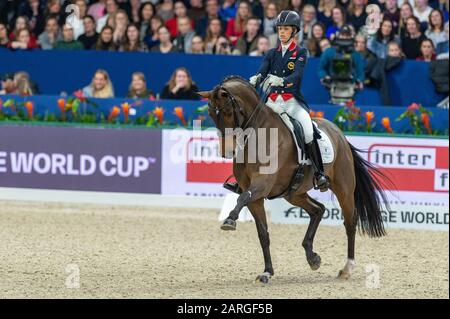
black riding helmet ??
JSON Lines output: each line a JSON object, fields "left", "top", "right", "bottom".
{"left": 275, "top": 10, "right": 301, "bottom": 34}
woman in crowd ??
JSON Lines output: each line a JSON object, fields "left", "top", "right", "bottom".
{"left": 355, "top": 33, "right": 376, "bottom": 61}
{"left": 368, "top": 19, "right": 400, "bottom": 59}
{"left": 225, "top": 0, "right": 252, "bottom": 45}
{"left": 249, "top": 35, "right": 269, "bottom": 56}
{"left": 346, "top": 0, "right": 367, "bottom": 33}
{"left": 95, "top": 26, "right": 117, "bottom": 51}
{"left": 299, "top": 4, "right": 317, "bottom": 45}
{"left": 204, "top": 17, "right": 223, "bottom": 54}
{"left": 120, "top": 23, "right": 149, "bottom": 52}
{"left": 112, "top": 9, "right": 130, "bottom": 46}
{"left": 144, "top": 15, "right": 164, "bottom": 49}
{"left": 82, "top": 69, "right": 115, "bottom": 98}
{"left": 8, "top": 28, "right": 40, "bottom": 49}
{"left": 161, "top": 67, "right": 200, "bottom": 100}
{"left": 397, "top": 2, "right": 414, "bottom": 38}
{"left": 14, "top": 71, "right": 37, "bottom": 96}
{"left": 213, "top": 35, "right": 232, "bottom": 54}
{"left": 287, "top": 0, "right": 304, "bottom": 12}
{"left": 157, "top": 0, "right": 175, "bottom": 22}
{"left": 317, "top": 0, "right": 336, "bottom": 29}
{"left": 190, "top": 35, "right": 205, "bottom": 54}
{"left": 387, "top": 41, "right": 406, "bottom": 58}
{"left": 416, "top": 38, "right": 436, "bottom": 61}
{"left": 127, "top": 72, "right": 155, "bottom": 98}
{"left": 166, "top": 1, "right": 195, "bottom": 38}
{"left": 263, "top": 1, "right": 278, "bottom": 37}
{"left": 0, "top": 23, "right": 9, "bottom": 48}
{"left": 150, "top": 25, "right": 177, "bottom": 53}
{"left": 139, "top": 1, "right": 156, "bottom": 41}
{"left": 306, "top": 21, "right": 326, "bottom": 57}
{"left": 402, "top": 16, "right": 427, "bottom": 59}
{"left": 326, "top": 6, "right": 346, "bottom": 40}
{"left": 425, "top": 9, "right": 447, "bottom": 49}
{"left": 44, "top": 0, "right": 63, "bottom": 25}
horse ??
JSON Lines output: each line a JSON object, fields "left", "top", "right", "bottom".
{"left": 197, "top": 76, "right": 391, "bottom": 284}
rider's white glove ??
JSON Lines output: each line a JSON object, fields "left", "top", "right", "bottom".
{"left": 249, "top": 74, "right": 261, "bottom": 86}
{"left": 263, "top": 74, "right": 284, "bottom": 91}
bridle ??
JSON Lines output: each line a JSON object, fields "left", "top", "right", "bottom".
{"left": 208, "top": 79, "right": 270, "bottom": 154}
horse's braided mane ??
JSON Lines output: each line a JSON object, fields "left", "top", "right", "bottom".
{"left": 218, "top": 75, "right": 260, "bottom": 99}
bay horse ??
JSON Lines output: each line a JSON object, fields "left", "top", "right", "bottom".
{"left": 198, "top": 76, "right": 391, "bottom": 284}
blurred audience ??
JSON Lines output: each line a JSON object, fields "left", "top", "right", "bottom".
{"left": 127, "top": 71, "right": 154, "bottom": 98}
{"left": 82, "top": 69, "right": 115, "bottom": 98}
{"left": 161, "top": 67, "right": 200, "bottom": 100}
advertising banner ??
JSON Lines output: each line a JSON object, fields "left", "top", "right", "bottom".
{"left": 0, "top": 125, "right": 162, "bottom": 193}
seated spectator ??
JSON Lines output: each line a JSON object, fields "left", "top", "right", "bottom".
{"left": 18, "top": 0, "right": 46, "bottom": 36}
{"left": 225, "top": 0, "right": 252, "bottom": 45}
{"left": 306, "top": 22, "right": 327, "bottom": 57}
{"left": 300, "top": 4, "right": 317, "bottom": 45}
{"left": 319, "top": 37, "right": 332, "bottom": 53}
{"left": 0, "top": 23, "right": 9, "bottom": 48}
{"left": 8, "top": 28, "right": 40, "bottom": 50}
{"left": 96, "top": 26, "right": 117, "bottom": 51}
{"left": 233, "top": 17, "right": 261, "bottom": 55}
{"left": 139, "top": 2, "right": 156, "bottom": 40}
{"left": 416, "top": 38, "right": 437, "bottom": 61}
{"left": 44, "top": 0, "right": 63, "bottom": 25}
{"left": 262, "top": 1, "right": 278, "bottom": 38}
{"left": 78, "top": 15, "right": 99, "bottom": 50}
{"left": 326, "top": 6, "right": 346, "bottom": 40}
{"left": 402, "top": 16, "right": 428, "bottom": 59}
{"left": 190, "top": 35, "right": 205, "bottom": 54}
{"left": 387, "top": 41, "right": 406, "bottom": 58}
{"left": 161, "top": 67, "right": 200, "bottom": 100}
{"left": 67, "top": 0, "right": 88, "bottom": 40}
{"left": 87, "top": 0, "right": 107, "bottom": 21}
{"left": 204, "top": 17, "right": 223, "bottom": 53}
{"left": 247, "top": 0, "right": 263, "bottom": 20}
{"left": 317, "top": 0, "right": 335, "bottom": 30}
{"left": 355, "top": 34, "right": 376, "bottom": 61}
{"left": 287, "top": 0, "right": 303, "bottom": 13}
{"left": 383, "top": 0, "right": 400, "bottom": 30}
{"left": 367, "top": 19, "right": 401, "bottom": 59}
{"left": 82, "top": 69, "right": 115, "bottom": 98}
{"left": 414, "top": 0, "right": 433, "bottom": 24}
{"left": 127, "top": 72, "right": 155, "bottom": 98}
{"left": 157, "top": 0, "right": 175, "bottom": 22}
{"left": 112, "top": 9, "right": 130, "bottom": 46}
{"left": 173, "top": 17, "right": 196, "bottom": 53}
{"left": 96, "top": 0, "right": 119, "bottom": 33}
{"left": 346, "top": 0, "right": 367, "bottom": 33}
{"left": 214, "top": 36, "right": 233, "bottom": 54}
{"left": 54, "top": 24, "right": 84, "bottom": 50}
{"left": 144, "top": 15, "right": 164, "bottom": 49}
{"left": 0, "top": 73, "right": 17, "bottom": 95}
{"left": 319, "top": 26, "right": 365, "bottom": 90}
{"left": 397, "top": 2, "right": 414, "bottom": 38}
{"left": 14, "top": 71, "right": 38, "bottom": 96}
{"left": 249, "top": 35, "right": 269, "bottom": 56}
{"left": 436, "top": 22, "right": 449, "bottom": 56}
{"left": 165, "top": 1, "right": 195, "bottom": 38}
{"left": 9, "top": 16, "right": 38, "bottom": 44}
{"left": 425, "top": 9, "right": 447, "bottom": 48}
{"left": 187, "top": 0, "right": 206, "bottom": 23}
{"left": 196, "top": 0, "right": 226, "bottom": 38}
{"left": 150, "top": 26, "right": 177, "bottom": 53}
{"left": 122, "top": 0, "right": 142, "bottom": 24}
{"left": 219, "top": 0, "right": 238, "bottom": 22}
{"left": 119, "top": 23, "right": 149, "bottom": 52}
{"left": 38, "top": 15, "right": 61, "bottom": 50}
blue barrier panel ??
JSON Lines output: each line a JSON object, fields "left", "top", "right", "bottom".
{"left": 0, "top": 94, "right": 448, "bottom": 134}
{"left": 0, "top": 49, "right": 446, "bottom": 107}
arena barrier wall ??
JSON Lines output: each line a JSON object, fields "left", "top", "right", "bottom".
{"left": 0, "top": 49, "right": 446, "bottom": 107}
{"left": 0, "top": 124, "right": 448, "bottom": 230}
{"left": 1, "top": 94, "right": 449, "bottom": 134}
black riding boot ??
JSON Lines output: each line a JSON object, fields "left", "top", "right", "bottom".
{"left": 305, "top": 140, "right": 330, "bottom": 192}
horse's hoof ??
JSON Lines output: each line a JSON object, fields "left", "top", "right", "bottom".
{"left": 255, "top": 274, "right": 271, "bottom": 284}
{"left": 337, "top": 270, "right": 351, "bottom": 280}
{"left": 308, "top": 253, "right": 321, "bottom": 271}
{"left": 220, "top": 218, "right": 236, "bottom": 231}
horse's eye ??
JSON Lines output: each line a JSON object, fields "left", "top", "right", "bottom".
{"left": 221, "top": 91, "right": 229, "bottom": 98}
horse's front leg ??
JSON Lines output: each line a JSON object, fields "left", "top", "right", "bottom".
{"left": 221, "top": 175, "right": 273, "bottom": 231}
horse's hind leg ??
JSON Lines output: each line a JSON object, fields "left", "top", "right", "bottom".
{"left": 286, "top": 193, "right": 325, "bottom": 270}
{"left": 247, "top": 199, "right": 274, "bottom": 284}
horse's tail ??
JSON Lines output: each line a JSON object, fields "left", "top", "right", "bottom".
{"left": 349, "top": 143, "right": 393, "bottom": 238}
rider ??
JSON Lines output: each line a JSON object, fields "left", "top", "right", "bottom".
{"left": 227, "top": 10, "right": 330, "bottom": 192}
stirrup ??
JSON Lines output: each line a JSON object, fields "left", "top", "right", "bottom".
{"left": 313, "top": 174, "right": 330, "bottom": 192}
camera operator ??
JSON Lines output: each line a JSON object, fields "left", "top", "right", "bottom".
{"left": 318, "top": 25, "right": 365, "bottom": 101}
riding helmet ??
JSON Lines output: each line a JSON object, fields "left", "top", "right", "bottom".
{"left": 275, "top": 10, "right": 301, "bottom": 34}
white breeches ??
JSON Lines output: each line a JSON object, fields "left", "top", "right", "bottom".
{"left": 266, "top": 95, "right": 314, "bottom": 144}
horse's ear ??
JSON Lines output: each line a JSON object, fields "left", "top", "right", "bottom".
{"left": 196, "top": 91, "right": 212, "bottom": 99}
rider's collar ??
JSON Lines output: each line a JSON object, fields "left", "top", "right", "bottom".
{"left": 277, "top": 39, "right": 296, "bottom": 52}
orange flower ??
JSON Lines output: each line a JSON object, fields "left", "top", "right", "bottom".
{"left": 316, "top": 111, "right": 324, "bottom": 119}
{"left": 121, "top": 102, "right": 131, "bottom": 123}
{"left": 381, "top": 117, "right": 393, "bottom": 133}
{"left": 365, "top": 111, "right": 374, "bottom": 125}
{"left": 153, "top": 107, "right": 164, "bottom": 125}
{"left": 57, "top": 98, "right": 65, "bottom": 110}
{"left": 24, "top": 101, "right": 34, "bottom": 119}
{"left": 174, "top": 106, "right": 187, "bottom": 126}
{"left": 421, "top": 112, "right": 432, "bottom": 134}
{"left": 108, "top": 106, "right": 121, "bottom": 123}
{"left": 309, "top": 110, "right": 316, "bottom": 117}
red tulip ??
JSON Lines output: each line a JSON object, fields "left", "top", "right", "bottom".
{"left": 407, "top": 103, "right": 420, "bottom": 113}
{"left": 74, "top": 90, "right": 87, "bottom": 103}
